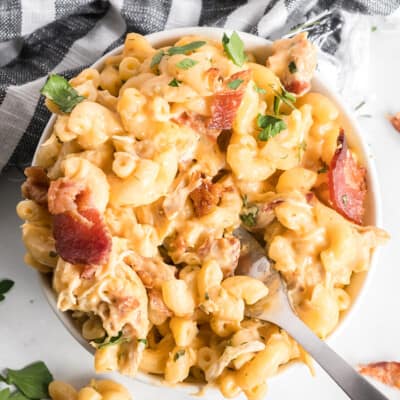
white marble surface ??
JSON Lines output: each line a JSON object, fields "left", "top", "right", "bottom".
{"left": 1, "top": 24, "right": 400, "bottom": 400}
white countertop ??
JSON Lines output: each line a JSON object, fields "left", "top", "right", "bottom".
{"left": 1, "top": 24, "right": 400, "bottom": 400}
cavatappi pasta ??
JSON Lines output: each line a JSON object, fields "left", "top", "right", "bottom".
{"left": 49, "top": 379, "right": 132, "bottom": 400}
{"left": 17, "top": 32, "right": 388, "bottom": 399}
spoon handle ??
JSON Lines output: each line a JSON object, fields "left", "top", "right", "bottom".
{"left": 277, "top": 312, "right": 388, "bottom": 400}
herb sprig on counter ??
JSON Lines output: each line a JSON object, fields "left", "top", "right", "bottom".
{"left": 0, "top": 279, "right": 14, "bottom": 302}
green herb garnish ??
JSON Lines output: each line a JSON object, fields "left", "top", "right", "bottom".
{"left": 273, "top": 96, "right": 281, "bottom": 115}
{"left": 222, "top": 32, "right": 246, "bottom": 67}
{"left": 205, "top": 292, "right": 210, "bottom": 301}
{"left": 240, "top": 196, "right": 259, "bottom": 227}
{"left": 3, "top": 362, "right": 53, "bottom": 399}
{"left": 175, "top": 58, "right": 198, "bottom": 70}
{"left": 0, "top": 279, "right": 14, "bottom": 302}
{"left": 137, "top": 338, "right": 147, "bottom": 346}
{"left": 254, "top": 84, "right": 266, "bottom": 94}
{"left": 227, "top": 79, "right": 244, "bottom": 90}
{"left": 371, "top": 26, "right": 377, "bottom": 32}
{"left": 257, "top": 114, "right": 286, "bottom": 141}
{"left": 168, "top": 78, "right": 182, "bottom": 87}
{"left": 288, "top": 61, "right": 297, "bottom": 73}
{"left": 174, "top": 349, "right": 186, "bottom": 361}
{"left": 167, "top": 41, "right": 206, "bottom": 55}
{"left": 97, "top": 331, "right": 126, "bottom": 349}
{"left": 40, "top": 74, "right": 84, "bottom": 113}
{"left": 150, "top": 50, "right": 165, "bottom": 69}
{"left": 271, "top": 85, "right": 296, "bottom": 109}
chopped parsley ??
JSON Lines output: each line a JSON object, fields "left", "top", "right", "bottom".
{"left": 175, "top": 58, "right": 198, "bottom": 70}
{"left": 227, "top": 78, "right": 244, "bottom": 90}
{"left": 254, "top": 84, "right": 266, "bottom": 94}
{"left": 273, "top": 96, "right": 281, "bottom": 115}
{"left": 271, "top": 85, "right": 296, "bottom": 109}
{"left": 0, "top": 279, "right": 14, "bottom": 302}
{"left": 40, "top": 74, "right": 84, "bottom": 113}
{"left": 168, "top": 78, "right": 181, "bottom": 87}
{"left": 174, "top": 349, "right": 186, "bottom": 361}
{"left": 167, "top": 41, "right": 206, "bottom": 55}
{"left": 371, "top": 26, "right": 377, "bottom": 32}
{"left": 150, "top": 50, "right": 164, "bottom": 69}
{"left": 257, "top": 114, "right": 287, "bottom": 141}
{"left": 240, "top": 195, "right": 259, "bottom": 227}
{"left": 222, "top": 32, "right": 247, "bottom": 67}
{"left": 288, "top": 61, "right": 297, "bottom": 73}
{"left": 137, "top": 338, "right": 148, "bottom": 346}
{"left": 96, "top": 331, "right": 126, "bottom": 349}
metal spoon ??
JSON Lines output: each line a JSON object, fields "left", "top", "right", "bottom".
{"left": 233, "top": 227, "right": 387, "bottom": 400}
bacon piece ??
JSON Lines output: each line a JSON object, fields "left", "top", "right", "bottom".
{"left": 21, "top": 167, "right": 50, "bottom": 208}
{"left": 190, "top": 179, "right": 223, "bottom": 217}
{"left": 173, "top": 111, "right": 221, "bottom": 141}
{"left": 198, "top": 236, "right": 240, "bottom": 277}
{"left": 359, "top": 361, "right": 400, "bottom": 389}
{"left": 267, "top": 32, "right": 317, "bottom": 96}
{"left": 207, "top": 70, "right": 251, "bottom": 130}
{"left": 48, "top": 178, "right": 92, "bottom": 215}
{"left": 328, "top": 130, "right": 367, "bottom": 224}
{"left": 148, "top": 288, "right": 172, "bottom": 325}
{"left": 53, "top": 208, "right": 112, "bottom": 265}
{"left": 389, "top": 112, "right": 400, "bottom": 133}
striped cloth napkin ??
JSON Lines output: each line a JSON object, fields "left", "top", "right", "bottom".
{"left": 0, "top": 0, "right": 398, "bottom": 172}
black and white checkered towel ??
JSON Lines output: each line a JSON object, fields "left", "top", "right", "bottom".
{"left": 0, "top": 0, "right": 398, "bottom": 172}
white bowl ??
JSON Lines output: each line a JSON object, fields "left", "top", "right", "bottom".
{"left": 35, "top": 27, "right": 383, "bottom": 391}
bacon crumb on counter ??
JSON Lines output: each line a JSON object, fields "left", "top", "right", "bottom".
{"left": 328, "top": 130, "right": 367, "bottom": 225}
{"left": 190, "top": 179, "right": 223, "bottom": 217}
{"left": 359, "top": 361, "right": 400, "bottom": 389}
{"left": 21, "top": 166, "right": 50, "bottom": 208}
{"left": 207, "top": 70, "right": 251, "bottom": 130}
{"left": 267, "top": 32, "right": 317, "bottom": 96}
{"left": 388, "top": 112, "right": 400, "bottom": 133}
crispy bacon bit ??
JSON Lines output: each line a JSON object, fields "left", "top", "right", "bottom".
{"left": 389, "top": 112, "right": 400, "bottom": 133}
{"left": 80, "top": 264, "right": 98, "bottom": 280}
{"left": 305, "top": 192, "right": 314, "bottom": 203}
{"left": 48, "top": 178, "right": 92, "bottom": 215}
{"left": 359, "top": 361, "right": 400, "bottom": 389}
{"left": 328, "top": 130, "right": 367, "bottom": 224}
{"left": 190, "top": 180, "right": 223, "bottom": 217}
{"left": 267, "top": 32, "right": 317, "bottom": 96}
{"left": 148, "top": 288, "right": 172, "bottom": 325}
{"left": 207, "top": 70, "right": 251, "bottom": 130}
{"left": 21, "top": 167, "right": 50, "bottom": 208}
{"left": 53, "top": 208, "right": 112, "bottom": 265}
{"left": 173, "top": 111, "right": 220, "bottom": 141}
{"left": 198, "top": 236, "right": 240, "bottom": 277}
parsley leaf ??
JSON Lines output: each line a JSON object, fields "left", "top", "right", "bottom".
{"left": 222, "top": 32, "right": 246, "bottom": 66}
{"left": 0, "top": 389, "right": 11, "bottom": 400}
{"left": 40, "top": 74, "right": 84, "bottom": 113}
{"left": 168, "top": 78, "right": 181, "bottom": 87}
{"left": 9, "top": 392, "right": 28, "bottom": 400}
{"left": 6, "top": 362, "right": 53, "bottom": 399}
{"left": 175, "top": 58, "right": 198, "bottom": 70}
{"left": 288, "top": 61, "right": 297, "bottom": 73}
{"left": 318, "top": 164, "right": 328, "bottom": 174}
{"left": 227, "top": 79, "right": 244, "bottom": 90}
{"left": 273, "top": 96, "right": 281, "bottom": 115}
{"left": 254, "top": 84, "right": 266, "bottom": 94}
{"left": 371, "top": 26, "right": 377, "bottom": 32}
{"left": 257, "top": 114, "right": 286, "bottom": 141}
{"left": 240, "top": 196, "right": 258, "bottom": 227}
{"left": 270, "top": 85, "right": 296, "bottom": 109}
{"left": 0, "top": 279, "right": 14, "bottom": 302}
{"left": 96, "top": 331, "right": 126, "bottom": 349}
{"left": 174, "top": 349, "right": 186, "bottom": 361}
{"left": 167, "top": 41, "right": 206, "bottom": 55}
{"left": 137, "top": 338, "right": 147, "bottom": 346}
{"left": 150, "top": 50, "right": 165, "bottom": 69}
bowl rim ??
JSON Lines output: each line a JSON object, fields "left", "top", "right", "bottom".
{"left": 35, "top": 26, "right": 383, "bottom": 391}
